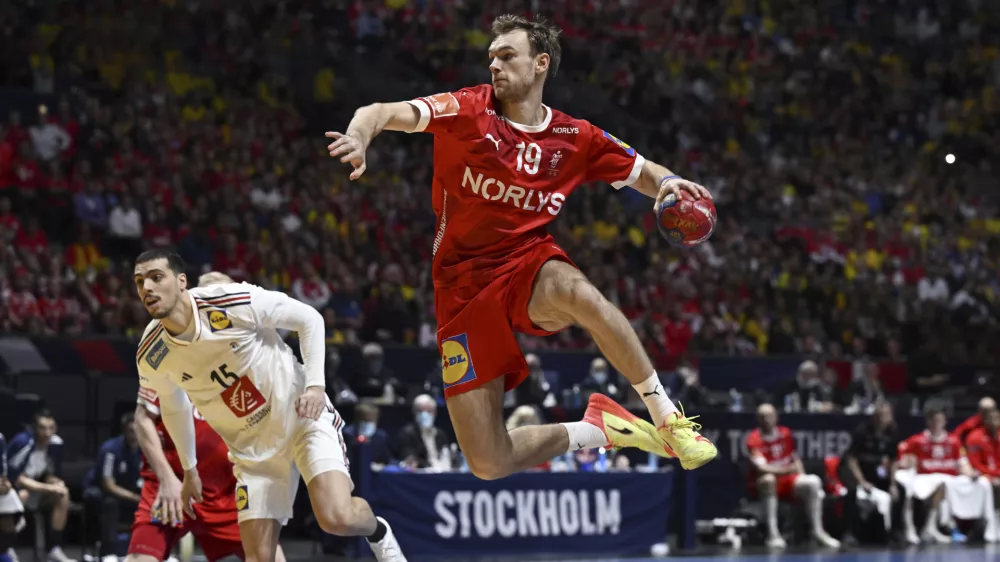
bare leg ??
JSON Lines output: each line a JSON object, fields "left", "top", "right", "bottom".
{"left": 306, "top": 471, "right": 378, "bottom": 536}
{"left": 447, "top": 377, "right": 569, "bottom": 480}
{"left": 239, "top": 519, "right": 281, "bottom": 562}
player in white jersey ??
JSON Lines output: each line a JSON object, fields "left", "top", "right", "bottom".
{"left": 132, "top": 249, "right": 406, "bottom": 562}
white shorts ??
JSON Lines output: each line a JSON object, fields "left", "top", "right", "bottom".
{"left": 232, "top": 409, "right": 351, "bottom": 525}
{"left": 0, "top": 490, "right": 24, "bottom": 515}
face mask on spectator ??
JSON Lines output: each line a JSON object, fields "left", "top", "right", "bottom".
{"left": 592, "top": 370, "right": 608, "bottom": 385}
{"left": 359, "top": 421, "right": 376, "bottom": 437}
{"left": 417, "top": 411, "right": 435, "bottom": 429}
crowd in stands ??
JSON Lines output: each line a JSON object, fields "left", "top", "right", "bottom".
{"left": 1, "top": 0, "right": 999, "bottom": 378}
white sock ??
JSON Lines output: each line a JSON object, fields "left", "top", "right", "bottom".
{"left": 633, "top": 373, "right": 678, "bottom": 424}
{"left": 561, "top": 421, "right": 608, "bottom": 453}
{"left": 765, "top": 494, "right": 780, "bottom": 538}
{"left": 923, "top": 506, "right": 938, "bottom": 535}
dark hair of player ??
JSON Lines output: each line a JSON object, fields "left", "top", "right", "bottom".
{"left": 135, "top": 248, "right": 187, "bottom": 275}
{"left": 491, "top": 14, "right": 562, "bottom": 79}
{"left": 923, "top": 404, "right": 946, "bottom": 419}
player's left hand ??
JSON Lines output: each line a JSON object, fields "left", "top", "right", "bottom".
{"left": 296, "top": 386, "right": 327, "bottom": 420}
{"left": 653, "top": 177, "right": 712, "bottom": 212}
{"left": 325, "top": 131, "right": 368, "bottom": 180}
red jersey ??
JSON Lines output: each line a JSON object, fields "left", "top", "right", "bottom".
{"left": 745, "top": 426, "right": 797, "bottom": 470}
{"left": 407, "top": 84, "right": 644, "bottom": 283}
{"left": 898, "top": 431, "right": 966, "bottom": 475}
{"left": 965, "top": 426, "right": 1000, "bottom": 478}
{"left": 136, "top": 387, "right": 235, "bottom": 512}
{"left": 952, "top": 413, "right": 983, "bottom": 445}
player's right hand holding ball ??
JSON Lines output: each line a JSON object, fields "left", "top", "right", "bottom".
{"left": 326, "top": 131, "right": 367, "bottom": 180}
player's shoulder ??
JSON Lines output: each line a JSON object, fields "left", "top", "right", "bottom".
{"left": 189, "top": 282, "right": 255, "bottom": 302}
{"left": 777, "top": 425, "right": 793, "bottom": 437}
{"left": 136, "top": 319, "right": 165, "bottom": 364}
{"left": 745, "top": 428, "right": 762, "bottom": 442}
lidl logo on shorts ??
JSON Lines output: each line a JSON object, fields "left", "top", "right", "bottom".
{"left": 235, "top": 485, "right": 249, "bottom": 511}
{"left": 146, "top": 339, "right": 169, "bottom": 370}
{"left": 602, "top": 130, "right": 635, "bottom": 156}
{"left": 441, "top": 333, "right": 477, "bottom": 388}
{"left": 208, "top": 309, "right": 232, "bottom": 332}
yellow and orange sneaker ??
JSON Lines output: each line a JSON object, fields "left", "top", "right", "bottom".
{"left": 583, "top": 394, "right": 675, "bottom": 459}
{"left": 657, "top": 406, "right": 717, "bottom": 470}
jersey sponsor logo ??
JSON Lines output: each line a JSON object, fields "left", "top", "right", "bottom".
{"left": 551, "top": 127, "right": 579, "bottom": 134}
{"left": 602, "top": 131, "right": 635, "bottom": 156}
{"left": 235, "top": 485, "right": 249, "bottom": 511}
{"left": 146, "top": 339, "right": 170, "bottom": 370}
{"left": 461, "top": 167, "right": 565, "bottom": 216}
{"left": 441, "top": 333, "right": 477, "bottom": 388}
{"left": 221, "top": 376, "right": 266, "bottom": 418}
{"left": 208, "top": 309, "right": 232, "bottom": 332}
{"left": 423, "top": 92, "right": 460, "bottom": 118}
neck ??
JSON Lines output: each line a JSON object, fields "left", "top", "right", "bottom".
{"left": 161, "top": 292, "right": 193, "bottom": 336}
{"left": 499, "top": 89, "right": 545, "bottom": 127}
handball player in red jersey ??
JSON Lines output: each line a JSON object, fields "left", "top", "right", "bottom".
{"left": 126, "top": 273, "right": 286, "bottom": 562}
{"left": 327, "top": 15, "right": 717, "bottom": 478}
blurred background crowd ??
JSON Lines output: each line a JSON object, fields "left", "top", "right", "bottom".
{"left": 1, "top": 0, "right": 999, "bottom": 370}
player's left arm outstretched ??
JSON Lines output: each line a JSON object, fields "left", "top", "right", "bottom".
{"left": 325, "top": 102, "right": 422, "bottom": 180}
{"left": 246, "top": 285, "right": 329, "bottom": 420}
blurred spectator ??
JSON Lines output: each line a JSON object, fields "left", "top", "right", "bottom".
{"left": 350, "top": 343, "right": 404, "bottom": 402}
{"left": 393, "top": 395, "right": 451, "bottom": 471}
{"left": 95, "top": 413, "right": 141, "bottom": 560}
{"left": 671, "top": 362, "right": 709, "bottom": 411}
{"left": 840, "top": 402, "right": 899, "bottom": 545}
{"left": 844, "top": 362, "right": 887, "bottom": 415}
{"left": 292, "top": 263, "right": 331, "bottom": 310}
{"left": 578, "top": 358, "right": 627, "bottom": 403}
{"left": 0, "top": 431, "right": 24, "bottom": 562}
{"left": 6, "top": 411, "right": 74, "bottom": 562}
{"left": 508, "top": 354, "right": 556, "bottom": 408}
{"left": 505, "top": 405, "right": 543, "bottom": 432}
{"left": 27, "top": 106, "right": 69, "bottom": 162}
{"left": 774, "top": 360, "right": 824, "bottom": 413}
{"left": 953, "top": 397, "right": 998, "bottom": 446}
{"left": 107, "top": 195, "right": 143, "bottom": 257}
{"left": 813, "top": 367, "right": 850, "bottom": 413}
{"left": 342, "top": 403, "right": 394, "bottom": 468}
{"left": 908, "top": 340, "right": 951, "bottom": 406}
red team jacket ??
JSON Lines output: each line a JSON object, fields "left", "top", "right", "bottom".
{"left": 898, "top": 431, "right": 966, "bottom": 475}
{"left": 964, "top": 426, "right": 1000, "bottom": 478}
{"left": 407, "top": 84, "right": 645, "bottom": 283}
{"left": 745, "top": 426, "right": 797, "bottom": 471}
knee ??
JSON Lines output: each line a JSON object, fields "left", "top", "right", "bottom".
{"left": 757, "top": 473, "right": 776, "bottom": 491}
{"left": 543, "top": 273, "right": 603, "bottom": 316}
{"left": 465, "top": 454, "right": 512, "bottom": 481}
{"left": 316, "top": 503, "right": 357, "bottom": 537}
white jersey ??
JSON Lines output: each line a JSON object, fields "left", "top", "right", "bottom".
{"left": 135, "top": 282, "right": 328, "bottom": 464}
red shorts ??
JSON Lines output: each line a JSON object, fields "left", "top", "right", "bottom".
{"left": 435, "top": 239, "right": 575, "bottom": 398}
{"left": 130, "top": 481, "right": 243, "bottom": 561}
{"left": 748, "top": 473, "right": 801, "bottom": 500}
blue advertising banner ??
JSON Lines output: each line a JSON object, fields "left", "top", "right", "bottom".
{"left": 368, "top": 471, "right": 674, "bottom": 557}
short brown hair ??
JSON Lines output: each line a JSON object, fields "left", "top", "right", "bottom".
{"left": 491, "top": 14, "right": 562, "bottom": 79}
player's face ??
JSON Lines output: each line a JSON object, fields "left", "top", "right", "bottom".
{"left": 756, "top": 408, "right": 777, "bottom": 431}
{"left": 985, "top": 410, "right": 1000, "bottom": 431}
{"left": 926, "top": 411, "right": 946, "bottom": 432}
{"left": 134, "top": 258, "right": 187, "bottom": 319}
{"left": 488, "top": 30, "right": 547, "bottom": 102}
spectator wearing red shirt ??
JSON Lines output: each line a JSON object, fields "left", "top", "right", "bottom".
{"left": 7, "top": 276, "right": 41, "bottom": 330}
{"left": 952, "top": 397, "right": 997, "bottom": 446}
{"left": 745, "top": 403, "right": 840, "bottom": 549}
{"left": 13, "top": 217, "right": 49, "bottom": 256}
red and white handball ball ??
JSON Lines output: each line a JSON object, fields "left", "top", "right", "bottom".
{"left": 656, "top": 191, "right": 717, "bottom": 248}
